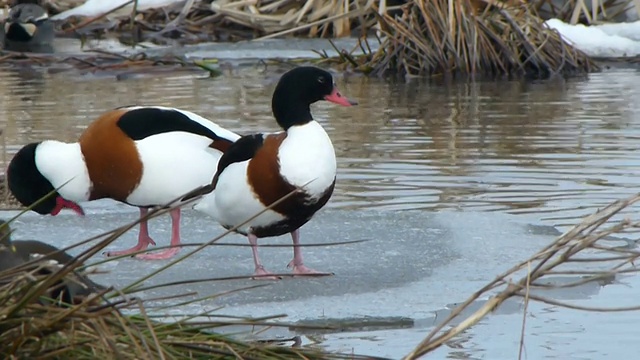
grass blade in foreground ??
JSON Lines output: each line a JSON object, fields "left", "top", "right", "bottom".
{"left": 404, "top": 193, "right": 640, "bottom": 359}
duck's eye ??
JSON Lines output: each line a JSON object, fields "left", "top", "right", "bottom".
{"left": 317, "top": 77, "right": 325, "bottom": 84}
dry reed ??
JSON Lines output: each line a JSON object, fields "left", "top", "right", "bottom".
{"left": 47, "top": 0, "right": 380, "bottom": 43}
{"left": 0, "top": 1, "right": 622, "bottom": 77}
{"left": 3, "top": 1, "right": 639, "bottom": 43}
{"left": 403, "top": 193, "right": 640, "bottom": 359}
{"left": 210, "top": 0, "right": 375, "bottom": 38}
{"left": 346, "top": 0, "right": 599, "bottom": 78}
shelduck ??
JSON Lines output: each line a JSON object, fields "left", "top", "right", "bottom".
{"left": 1, "top": 3, "right": 55, "bottom": 53}
{"left": 7, "top": 106, "right": 240, "bottom": 260}
{"left": 193, "top": 66, "right": 357, "bottom": 279}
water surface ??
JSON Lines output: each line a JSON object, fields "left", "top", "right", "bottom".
{"left": 3, "top": 65, "right": 640, "bottom": 224}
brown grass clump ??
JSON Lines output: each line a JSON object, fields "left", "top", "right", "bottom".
{"left": 4, "top": 0, "right": 639, "bottom": 45}
{"left": 46, "top": 0, "right": 380, "bottom": 44}
{"left": 336, "top": 0, "right": 599, "bottom": 78}
{"left": 209, "top": 0, "right": 376, "bottom": 39}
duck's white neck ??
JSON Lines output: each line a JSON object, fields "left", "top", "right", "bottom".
{"left": 285, "top": 120, "right": 323, "bottom": 135}
{"left": 35, "top": 140, "right": 91, "bottom": 202}
{"left": 278, "top": 120, "right": 336, "bottom": 198}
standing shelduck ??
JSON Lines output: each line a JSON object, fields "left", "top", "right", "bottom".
{"left": 193, "top": 66, "right": 357, "bottom": 279}
{"left": 7, "top": 106, "right": 240, "bottom": 260}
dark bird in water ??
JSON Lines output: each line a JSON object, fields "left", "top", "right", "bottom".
{"left": 1, "top": 3, "right": 54, "bottom": 53}
{"left": 0, "top": 219, "right": 105, "bottom": 305}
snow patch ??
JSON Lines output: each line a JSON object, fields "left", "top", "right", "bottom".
{"left": 545, "top": 18, "right": 640, "bottom": 58}
{"left": 52, "top": 0, "right": 183, "bottom": 20}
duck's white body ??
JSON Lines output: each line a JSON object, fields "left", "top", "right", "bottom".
{"left": 279, "top": 121, "right": 337, "bottom": 197}
{"left": 128, "top": 131, "right": 225, "bottom": 205}
{"left": 195, "top": 159, "right": 281, "bottom": 233}
{"left": 37, "top": 107, "right": 240, "bottom": 207}
{"left": 194, "top": 120, "right": 336, "bottom": 234}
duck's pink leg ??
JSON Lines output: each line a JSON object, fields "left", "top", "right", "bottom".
{"left": 104, "top": 208, "right": 157, "bottom": 257}
{"left": 136, "top": 208, "right": 183, "bottom": 260}
{"left": 248, "top": 233, "right": 281, "bottom": 280}
{"left": 287, "top": 229, "right": 332, "bottom": 276}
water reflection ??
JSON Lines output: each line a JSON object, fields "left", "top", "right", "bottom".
{"left": 1, "top": 65, "right": 639, "bottom": 227}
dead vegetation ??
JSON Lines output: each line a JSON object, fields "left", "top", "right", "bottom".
{"left": 403, "top": 193, "right": 640, "bottom": 359}
{"left": 1, "top": 0, "right": 636, "bottom": 44}
{"left": 4, "top": 0, "right": 636, "bottom": 77}
{"left": 38, "top": 0, "right": 383, "bottom": 44}
{"left": 0, "top": 0, "right": 640, "bottom": 40}
{"left": 13, "top": 0, "right": 635, "bottom": 42}
{"left": 325, "top": 0, "right": 599, "bottom": 78}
